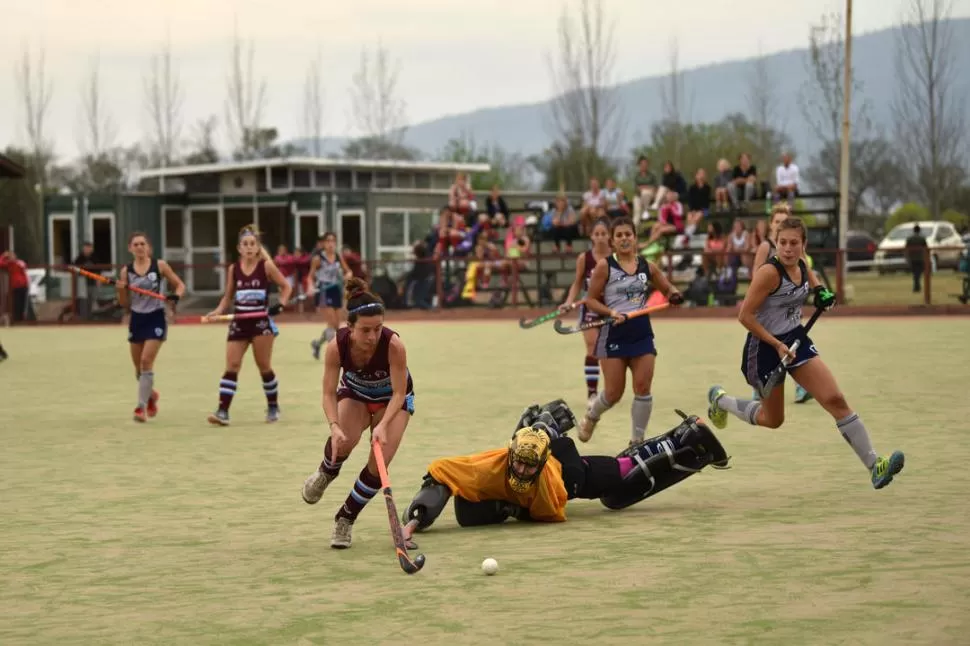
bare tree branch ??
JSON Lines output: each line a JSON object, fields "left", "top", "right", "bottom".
{"left": 13, "top": 43, "right": 54, "bottom": 184}
{"left": 891, "top": 0, "right": 966, "bottom": 218}
{"left": 77, "top": 53, "right": 117, "bottom": 159}
{"left": 302, "top": 49, "right": 325, "bottom": 157}
{"left": 224, "top": 23, "right": 267, "bottom": 159}
{"left": 143, "top": 34, "right": 184, "bottom": 166}
{"left": 349, "top": 40, "right": 407, "bottom": 147}
{"left": 659, "top": 35, "right": 694, "bottom": 169}
{"left": 544, "top": 0, "right": 623, "bottom": 179}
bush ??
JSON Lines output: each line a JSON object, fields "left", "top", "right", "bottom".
{"left": 941, "top": 209, "right": 969, "bottom": 231}
{"left": 885, "top": 202, "right": 930, "bottom": 231}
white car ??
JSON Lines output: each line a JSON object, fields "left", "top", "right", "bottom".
{"left": 873, "top": 220, "right": 965, "bottom": 274}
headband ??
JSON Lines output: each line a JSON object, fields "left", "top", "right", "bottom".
{"left": 239, "top": 229, "right": 258, "bottom": 241}
{"left": 349, "top": 302, "right": 384, "bottom": 315}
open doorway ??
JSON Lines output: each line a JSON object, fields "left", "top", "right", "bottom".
{"left": 339, "top": 211, "right": 364, "bottom": 258}
{"left": 298, "top": 213, "right": 322, "bottom": 253}
{"left": 50, "top": 216, "right": 76, "bottom": 265}
{"left": 89, "top": 214, "right": 115, "bottom": 266}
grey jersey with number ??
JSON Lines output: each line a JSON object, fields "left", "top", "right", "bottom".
{"left": 127, "top": 260, "right": 165, "bottom": 314}
{"left": 602, "top": 254, "right": 652, "bottom": 314}
{"left": 315, "top": 251, "right": 343, "bottom": 288}
{"left": 757, "top": 257, "right": 810, "bottom": 335}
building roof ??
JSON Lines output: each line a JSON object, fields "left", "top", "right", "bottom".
{"left": 0, "top": 153, "right": 26, "bottom": 179}
{"left": 136, "top": 156, "right": 491, "bottom": 180}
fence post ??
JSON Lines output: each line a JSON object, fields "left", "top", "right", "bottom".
{"left": 835, "top": 249, "right": 845, "bottom": 305}
{"left": 923, "top": 247, "right": 931, "bottom": 305}
{"left": 434, "top": 257, "right": 443, "bottom": 309}
{"left": 511, "top": 262, "right": 519, "bottom": 307}
{"left": 70, "top": 269, "right": 78, "bottom": 320}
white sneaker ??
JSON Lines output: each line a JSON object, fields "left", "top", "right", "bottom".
{"left": 301, "top": 470, "right": 334, "bottom": 504}
{"left": 578, "top": 414, "right": 598, "bottom": 442}
{"left": 330, "top": 517, "right": 353, "bottom": 549}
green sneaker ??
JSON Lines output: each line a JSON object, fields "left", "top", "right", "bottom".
{"left": 871, "top": 451, "right": 905, "bottom": 490}
{"left": 794, "top": 385, "right": 814, "bottom": 404}
{"left": 707, "top": 385, "right": 728, "bottom": 430}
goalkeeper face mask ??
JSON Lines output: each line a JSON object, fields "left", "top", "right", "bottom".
{"left": 507, "top": 427, "right": 552, "bottom": 494}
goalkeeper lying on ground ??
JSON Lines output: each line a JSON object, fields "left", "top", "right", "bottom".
{"left": 402, "top": 399, "right": 731, "bottom": 535}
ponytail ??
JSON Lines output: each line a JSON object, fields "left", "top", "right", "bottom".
{"left": 344, "top": 277, "right": 384, "bottom": 324}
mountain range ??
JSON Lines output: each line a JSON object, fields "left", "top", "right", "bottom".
{"left": 291, "top": 18, "right": 970, "bottom": 167}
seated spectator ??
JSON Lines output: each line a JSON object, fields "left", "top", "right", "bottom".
{"left": 603, "top": 178, "right": 628, "bottom": 219}
{"left": 546, "top": 195, "right": 580, "bottom": 253}
{"left": 433, "top": 207, "right": 468, "bottom": 258}
{"left": 579, "top": 177, "right": 607, "bottom": 234}
{"left": 724, "top": 218, "right": 751, "bottom": 270}
{"left": 703, "top": 221, "right": 727, "bottom": 274}
{"left": 685, "top": 168, "right": 711, "bottom": 233}
{"left": 713, "top": 158, "right": 733, "bottom": 212}
{"left": 729, "top": 153, "right": 758, "bottom": 207}
{"left": 774, "top": 152, "right": 800, "bottom": 202}
{"left": 642, "top": 189, "right": 685, "bottom": 247}
{"left": 500, "top": 215, "right": 532, "bottom": 280}
{"left": 651, "top": 160, "right": 687, "bottom": 210}
{"left": 448, "top": 172, "right": 477, "bottom": 224}
{"left": 485, "top": 185, "right": 509, "bottom": 228}
{"left": 748, "top": 219, "right": 768, "bottom": 270}
{"left": 633, "top": 155, "right": 659, "bottom": 219}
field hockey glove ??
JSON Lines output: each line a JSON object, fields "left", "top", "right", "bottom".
{"left": 268, "top": 303, "right": 284, "bottom": 316}
{"left": 668, "top": 291, "right": 684, "bottom": 305}
{"left": 167, "top": 294, "right": 180, "bottom": 303}
{"left": 812, "top": 286, "right": 836, "bottom": 311}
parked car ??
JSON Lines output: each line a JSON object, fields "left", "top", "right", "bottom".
{"left": 845, "top": 230, "right": 878, "bottom": 271}
{"left": 873, "top": 221, "right": 965, "bottom": 274}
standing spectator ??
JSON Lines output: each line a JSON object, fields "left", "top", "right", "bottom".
{"left": 603, "top": 178, "right": 628, "bottom": 219}
{"left": 72, "top": 241, "right": 98, "bottom": 318}
{"left": 729, "top": 153, "right": 758, "bottom": 208}
{"left": 293, "top": 247, "right": 312, "bottom": 294}
{"left": 448, "top": 172, "right": 477, "bottom": 225}
{"left": 274, "top": 244, "right": 297, "bottom": 295}
{"left": 633, "top": 156, "right": 659, "bottom": 219}
{"left": 774, "top": 152, "right": 800, "bottom": 202}
{"left": 905, "top": 224, "right": 928, "bottom": 293}
{"left": 484, "top": 185, "right": 509, "bottom": 228}
{"left": 0, "top": 250, "right": 29, "bottom": 322}
{"left": 546, "top": 195, "right": 580, "bottom": 252}
{"left": 341, "top": 244, "right": 369, "bottom": 283}
{"left": 686, "top": 168, "right": 712, "bottom": 233}
{"left": 404, "top": 240, "right": 435, "bottom": 310}
{"left": 579, "top": 177, "right": 607, "bottom": 234}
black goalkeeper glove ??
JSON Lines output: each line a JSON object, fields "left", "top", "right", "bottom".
{"left": 812, "top": 286, "right": 836, "bottom": 311}
{"left": 268, "top": 303, "right": 284, "bottom": 316}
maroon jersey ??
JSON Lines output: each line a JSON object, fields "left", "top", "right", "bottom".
{"left": 335, "top": 326, "right": 415, "bottom": 405}
{"left": 228, "top": 259, "right": 274, "bottom": 341}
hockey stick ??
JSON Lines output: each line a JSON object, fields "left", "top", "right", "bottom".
{"left": 200, "top": 311, "right": 269, "bottom": 323}
{"left": 553, "top": 302, "right": 670, "bottom": 335}
{"left": 372, "top": 439, "right": 426, "bottom": 575}
{"left": 756, "top": 306, "right": 825, "bottom": 399}
{"left": 69, "top": 266, "right": 167, "bottom": 301}
{"left": 518, "top": 302, "right": 579, "bottom": 329}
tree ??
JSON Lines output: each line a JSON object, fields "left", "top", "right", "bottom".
{"left": 346, "top": 40, "right": 407, "bottom": 157}
{"left": 302, "top": 51, "right": 325, "bottom": 157}
{"left": 659, "top": 36, "right": 692, "bottom": 169}
{"left": 77, "top": 54, "right": 117, "bottom": 159}
{"left": 530, "top": 138, "right": 617, "bottom": 192}
{"left": 545, "top": 0, "right": 623, "bottom": 182}
{"left": 798, "top": 12, "right": 876, "bottom": 199}
{"left": 439, "top": 133, "right": 533, "bottom": 191}
{"left": 224, "top": 25, "right": 267, "bottom": 160}
{"left": 341, "top": 137, "right": 418, "bottom": 162}
{"left": 183, "top": 116, "right": 220, "bottom": 165}
{"left": 11, "top": 44, "right": 53, "bottom": 262}
{"left": 891, "top": 0, "right": 967, "bottom": 219}
{"left": 803, "top": 137, "right": 912, "bottom": 214}
{"left": 143, "top": 35, "right": 184, "bottom": 166}
{"left": 746, "top": 43, "right": 788, "bottom": 168}
{"left": 885, "top": 201, "right": 930, "bottom": 230}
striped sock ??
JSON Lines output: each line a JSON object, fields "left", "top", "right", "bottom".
{"left": 218, "top": 371, "right": 238, "bottom": 412}
{"left": 335, "top": 467, "right": 382, "bottom": 522}
{"left": 584, "top": 355, "right": 599, "bottom": 397}
{"left": 319, "top": 437, "right": 347, "bottom": 477}
{"left": 261, "top": 371, "right": 279, "bottom": 407}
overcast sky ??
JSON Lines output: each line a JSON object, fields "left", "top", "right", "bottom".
{"left": 2, "top": 0, "right": 969, "bottom": 160}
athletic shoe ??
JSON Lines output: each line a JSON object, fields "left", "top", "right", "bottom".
{"left": 871, "top": 451, "right": 905, "bottom": 490}
{"left": 133, "top": 407, "right": 147, "bottom": 423}
{"left": 794, "top": 385, "right": 813, "bottom": 404}
{"left": 707, "top": 385, "right": 728, "bottom": 430}
{"left": 330, "top": 517, "right": 353, "bottom": 549}
{"left": 310, "top": 338, "right": 322, "bottom": 360}
{"left": 302, "top": 469, "right": 334, "bottom": 504}
{"left": 207, "top": 409, "right": 230, "bottom": 426}
{"left": 577, "top": 414, "right": 598, "bottom": 442}
{"left": 147, "top": 390, "right": 160, "bottom": 418}
{"left": 266, "top": 405, "right": 280, "bottom": 423}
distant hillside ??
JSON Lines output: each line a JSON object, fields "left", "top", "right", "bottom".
{"left": 291, "top": 19, "right": 970, "bottom": 164}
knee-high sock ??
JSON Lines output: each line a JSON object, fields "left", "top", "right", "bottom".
{"left": 837, "top": 413, "right": 878, "bottom": 469}
{"left": 584, "top": 355, "right": 599, "bottom": 397}
{"left": 335, "top": 466, "right": 382, "bottom": 522}
{"left": 138, "top": 371, "right": 154, "bottom": 408}
{"left": 716, "top": 393, "right": 762, "bottom": 425}
{"left": 631, "top": 394, "right": 653, "bottom": 442}
{"left": 218, "top": 371, "right": 238, "bottom": 411}
{"left": 261, "top": 371, "right": 278, "bottom": 406}
{"left": 588, "top": 391, "right": 615, "bottom": 421}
